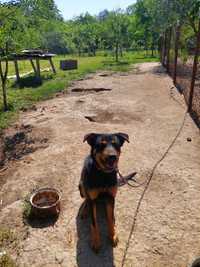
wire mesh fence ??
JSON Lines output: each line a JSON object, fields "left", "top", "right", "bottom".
{"left": 160, "top": 20, "right": 200, "bottom": 127}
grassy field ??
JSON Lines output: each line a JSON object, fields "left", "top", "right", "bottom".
{"left": 0, "top": 51, "right": 158, "bottom": 131}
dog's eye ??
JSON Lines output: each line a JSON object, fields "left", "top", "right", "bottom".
{"left": 111, "top": 141, "right": 120, "bottom": 150}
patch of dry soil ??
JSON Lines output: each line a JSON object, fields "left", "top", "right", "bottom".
{"left": 0, "top": 63, "right": 200, "bottom": 267}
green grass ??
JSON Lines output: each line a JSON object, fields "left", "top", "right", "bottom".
{"left": 0, "top": 51, "right": 158, "bottom": 130}
{"left": 0, "top": 228, "right": 16, "bottom": 247}
{"left": 0, "top": 228, "right": 18, "bottom": 267}
{"left": 0, "top": 254, "right": 18, "bottom": 267}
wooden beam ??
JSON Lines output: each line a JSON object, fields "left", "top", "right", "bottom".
{"left": 14, "top": 59, "right": 20, "bottom": 82}
{"left": 36, "top": 58, "right": 41, "bottom": 80}
{"left": 30, "top": 59, "right": 37, "bottom": 75}
{"left": 49, "top": 57, "right": 56, "bottom": 74}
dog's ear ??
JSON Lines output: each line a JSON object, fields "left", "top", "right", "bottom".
{"left": 83, "top": 133, "right": 98, "bottom": 147}
{"left": 115, "top": 133, "right": 130, "bottom": 146}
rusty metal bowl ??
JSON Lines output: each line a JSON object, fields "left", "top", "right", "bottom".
{"left": 30, "top": 188, "right": 61, "bottom": 218}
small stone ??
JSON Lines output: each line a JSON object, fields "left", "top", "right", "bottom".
{"left": 30, "top": 105, "right": 37, "bottom": 111}
{"left": 55, "top": 252, "right": 64, "bottom": 264}
{"left": 187, "top": 137, "right": 192, "bottom": 142}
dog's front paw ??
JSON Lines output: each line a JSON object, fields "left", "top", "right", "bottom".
{"left": 110, "top": 234, "right": 119, "bottom": 247}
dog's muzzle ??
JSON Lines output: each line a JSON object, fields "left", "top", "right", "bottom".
{"left": 106, "top": 155, "right": 117, "bottom": 168}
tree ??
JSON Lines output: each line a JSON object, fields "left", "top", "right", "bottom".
{"left": 103, "top": 10, "right": 129, "bottom": 62}
{"left": 0, "top": 0, "right": 65, "bottom": 111}
{"left": 0, "top": 0, "right": 20, "bottom": 111}
{"left": 0, "top": 46, "right": 9, "bottom": 111}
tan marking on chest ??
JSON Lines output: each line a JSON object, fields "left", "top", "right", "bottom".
{"left": 88, "top": 186, "right": 118, "bottom": 200}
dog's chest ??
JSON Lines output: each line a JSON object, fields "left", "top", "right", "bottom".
{"left": 84, "top": 167, "right": 117, "bottom": 189}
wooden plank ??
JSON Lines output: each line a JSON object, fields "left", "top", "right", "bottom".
{"left": 49, "top": 57, "right": 56, "bottom": 74}
{"left": 60, "top": 60, "right": 78, "bottom": 70}
{"left": 14, "top": 59, "right": 20, "bottom": 82}
{"left": 2, "top": 55, "right": 55, "bottom": 62}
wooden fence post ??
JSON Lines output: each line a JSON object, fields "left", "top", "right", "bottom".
{"left": 188, "top": 19, "right": 200, "bottom": 112}
{"left": 166, "top": 27, "right": 172, "bottom": 73}
{"left": 36, "top": 58, "right": 41, "bottom": 80}
{"left": 14, "top": 59, "right": 20, "bottom": 82}
{"left": 30, "top": 59, "right": 37, "bottom": 75}
{"left": 159, "top": 35, "right": 164, "bottom": 63}
{"left": 173, "top": 24, "right": 181, "bottom": 84}
{"left": 162, "top": 30, "right": 167, "bottom": 66}
{"left": 49, "top": 57, "right": 56, "bottom": 74}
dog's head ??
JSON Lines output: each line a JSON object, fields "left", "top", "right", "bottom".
{"left": 84, "top": 133, "right": 129, "bottom": 172}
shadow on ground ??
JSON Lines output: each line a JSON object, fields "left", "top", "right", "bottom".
{"left": 76, "top": 202, "right": 114, "bottom": 267}
{"left": 102, "top": 60, "right": 129, "bottom": 66}
{"left": 189, "top": 110, "right": 200, "bottom": 129}
{"left": 149, "top": 64, "right": 167, "bottom": 76}
{"left": 12, "top": 73, "right": 54, "bottom": 88}
{"left": 152, "top": 64, "right": 200, "bottom": 130}
{"left": 25, "top": 214, "right": 59, "bottom": 228}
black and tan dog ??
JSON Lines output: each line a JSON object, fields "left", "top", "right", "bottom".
{"left": 79, "top": 132, "right": 129, "bottom": 252}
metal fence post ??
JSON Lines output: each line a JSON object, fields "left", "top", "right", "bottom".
{"left": 188, "top": 19, "right": 200, "bottom": 112}
{"left": 173, "top": 24, "right": 181, "bottom": 84}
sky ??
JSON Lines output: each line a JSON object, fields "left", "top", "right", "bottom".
{"left": 54, "top": 0, "right": 136, "bottom": 20}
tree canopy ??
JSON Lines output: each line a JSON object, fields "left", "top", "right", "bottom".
{"left": 0, "top": 0, "right": 200, "bottom": 112}
{"left": 0, "top": 0, "right": 200, "bottom": 57}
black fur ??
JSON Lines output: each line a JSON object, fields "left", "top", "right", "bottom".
{"left": 81, "top": 156, "right": 117, "bottom": 190}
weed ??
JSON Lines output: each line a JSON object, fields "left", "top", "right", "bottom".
{"left": 0, "top": 228, "right": 16, "bottom": 248}
{"left": 0, "top": 254, "right": 18, "bottom": 267}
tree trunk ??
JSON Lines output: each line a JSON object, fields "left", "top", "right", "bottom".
{"left": 145, "top": 44, "right": 148, "bottom": 56}
{"left": 151, "top": 45, "right": 154, "bottom": 57}
{"left": 120, "top": 46, "right": 123, "bottom": 57}
{"left": 2, "top": 81, "right": 8, "bottom": 111}
{"left": 145, "top": 38, "right": 148, "bottom": 56}
{"left": 115, "top": 42, "right": 119, "bottom": 62}
{"left": 0, "top": 59, "right": 9, "bottom": 111}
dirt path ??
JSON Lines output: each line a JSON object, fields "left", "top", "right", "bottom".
{"left": 0, "top": 63, "right": 200, "bottom": 267}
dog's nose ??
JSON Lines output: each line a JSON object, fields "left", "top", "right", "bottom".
{"left": 108, "top": 155, "right": 117, "bottom": 162}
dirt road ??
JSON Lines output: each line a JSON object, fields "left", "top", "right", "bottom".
{"left": 0, "top": 63, "right": 200, "bottom": 267}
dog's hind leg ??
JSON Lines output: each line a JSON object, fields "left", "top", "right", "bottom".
{"left": 90, "top": 199, "right": 101, "bottom": 253}
{"left": 106, "top": 196, "right": 119, "bottom": 247}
